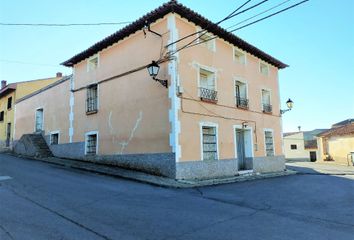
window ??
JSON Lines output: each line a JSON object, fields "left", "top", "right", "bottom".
{"left": 86, "top": 133, "right": 98, "bottom": 155}
{"left": 199, "top": 68, "right": 217, "bottom": 102}
{"left": 290, "top": 144, "right": 297, "bottom": 150}
{"left": 0, "top": 111, "right": 4, "bottom": 121}
{"left": 87, "top": 55, "right": 99, "bottom": 71}
{"left": 86, "top": 84, "right": 98, "bottom": 113}
{"left": 198, "top": 30, "right": 215, "bottom": 51}
{"left": 7, "top": 97, "right": 12, "bottom": 110}
{"left": 264, "top": 130, "right": 274, "bottom": 156}
{"left": 50, "top": 133, "right": 59, "bottom": 145}
{"left": 260, "top": 62, "right": 269, "bottom": 75}
{"left": 261, "top": 89, "right": 272, "bottom": 113}
{"left": 202, "top": 126, "right": 218, "bottom": 161}
{"left": 235, "top": 81, "right": 248, "bottom": 109}
{"left": 234, "top": 48, "right": 246, "bottom": 64}
{"left": 35, "top": 108, "right": 44, "bottom": 132}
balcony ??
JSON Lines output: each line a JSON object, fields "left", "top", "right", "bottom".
{"left": 236, "top": 97, "right": 249, "bottom": 109}
{"left": 200, "top": 87, "right": 218, "bottom": 103}
{"left": 262, "top": 103, "right": 272, "bottom": 113}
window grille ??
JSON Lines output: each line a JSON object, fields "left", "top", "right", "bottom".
{"left": 202, "top": 126, "right": 217, "bottom": 161}
{"left": 86, "top": 84, "right": 98, "bottom": 113}
{"left": 265, "top": 131, "right": 274, "bottom": 156}
{"left": 86, "top": 134, "right": 97, "bottom": 155}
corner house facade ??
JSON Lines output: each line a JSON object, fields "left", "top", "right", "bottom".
{"left": 14, "top": 1, "right": 288, "bottom": 179}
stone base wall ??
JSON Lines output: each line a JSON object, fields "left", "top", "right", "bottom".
{"left": 253, "top": 155, "right": 285, "bottom": 173}
{"left": 49, "top": 142, "right": 85, "bottom": 159}
{"left": 176, "top": 159, "right": 238, "bottom": 180}
{"left": 14, "top": 135, "right": 286, "bottom": 179}
{"left": 81, "top": 153, "right": 176, "bottom": 178}
{"left": 13, "top": 138, "right": 37, "bottom": 157}
{"left": 46, "top": 139, "right": 175, "bottom": 178}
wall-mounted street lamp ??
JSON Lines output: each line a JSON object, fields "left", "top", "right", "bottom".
{"left": 147, "top": 61, "right": 168, "bottom": 88}
{"left": 280, "top": 98, "right": 294, "bottom": 114}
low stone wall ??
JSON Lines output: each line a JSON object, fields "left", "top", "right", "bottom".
{"left": 82, "top": 153, "right": 176, "bottom": 178}
{"left": 176, "top": 159, "right": 238, "bottom": 180}
{"left": 48, "top": 141, "right": 175, "bottom": 178}
{"left": 49, "top": 142, "right": 85, "bottom": 159}
{"left": 253, "top": 155, "right": 285, "bottom": 173}
{"left": 13, "top": 138, "right": 37, "bottom": 157}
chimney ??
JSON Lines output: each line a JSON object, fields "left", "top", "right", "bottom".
{"left": 1, "top": 80, "right": 7, "bottom": 89}
{"left": 56, "top": 72, "right": 63, "bottom": 78}
{"left": 298, "top": 126, "right": 301, "bottom": 132}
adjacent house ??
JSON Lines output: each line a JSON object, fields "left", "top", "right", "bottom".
{"left": 283, "top": 129, "right": 327, "bottom": 162}
{"left": 0, "top": 73, "right": 63, "bottom": 149}
{"left": 317, "top": 119, "right": 354, "bottom": 166}
{"left": 14, "top": 0, "right": 289, "bottom": 179}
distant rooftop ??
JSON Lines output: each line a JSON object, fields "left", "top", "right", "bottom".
{"left": 318, "top": 122, "right": 354, "bottom": 138}
{"left": 332, "top": 119, "right": 354, "bottom": 128}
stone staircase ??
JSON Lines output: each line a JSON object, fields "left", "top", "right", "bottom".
{"left": 13, "top": 133, "right": 53, "bottom": 158}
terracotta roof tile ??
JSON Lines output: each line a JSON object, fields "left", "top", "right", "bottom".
{"left": 318, "top": 123, "right": 354, "bottom": 138}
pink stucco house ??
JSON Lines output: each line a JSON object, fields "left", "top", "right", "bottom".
{"left": 14, "top": 0, "right": 288, "bottom": 179}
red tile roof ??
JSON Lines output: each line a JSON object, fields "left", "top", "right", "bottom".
{"left": 62, "top": 0, "right": 288, "bottom": 69}
{"left": 318, "top": 123, "right": 354, "bottom": 138}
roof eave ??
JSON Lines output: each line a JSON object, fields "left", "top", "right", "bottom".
{"left": 61, "top": 0, "right": 288, "bottom": 69}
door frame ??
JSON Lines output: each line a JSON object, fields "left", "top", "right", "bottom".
{"left": 233, "top": 125, "right": 254, "bottom": 173}
{"left": 34, "top": 107, "right": 44, "bottom": 132}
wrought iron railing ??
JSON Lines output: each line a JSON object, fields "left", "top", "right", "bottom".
{"left": 236, "top": 97, "right": 249, "bottom": 109}
{"left": 263, "top": 103, "right": 272, "bottom": 113}
{"left": 200, "top": 87, "right": 218, "bottom": 102}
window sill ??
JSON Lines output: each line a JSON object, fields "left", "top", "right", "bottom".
{"left": 86, "top": 110, "right": 98, "bottom": 115}
{"left": 262, "top": 111, "right": 273, "bottom": 114}
{"left": 236, "top": 105, "right": 249, "bottom": 110}
{"left": 200, "top": 98, "right": 218, "bottom": 104}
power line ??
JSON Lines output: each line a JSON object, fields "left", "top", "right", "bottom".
{"left": 226, "top": 0, "right": 292, "bottom": 30}
{"left": 167, "top": 0, "right": 271, "bottom": 55}
{"left": 229, "top": 0, "right": 309, "bottom": 32}
{"left": 0, "top": 59, "right": 60, "bottom": 67}
{"left": 165, "top": 0, "right": 256, "bottom": 48}
{"left": 171, "top": 0, "right": 309, "bottom": 54}
{"left": 0, "top": 22, "right": 132, "bottom": 27}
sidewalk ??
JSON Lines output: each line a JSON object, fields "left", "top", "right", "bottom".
{"left": 286, "top": 161, "right": 354, "bottom": 175}
{"left": 10, "top": 153, "right": 296, "bottom": 188}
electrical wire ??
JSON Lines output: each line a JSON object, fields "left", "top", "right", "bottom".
{"left": 0, "top": 59, "right": 60, "bottom": 67}
{"left": 0, "top": 22, "right": 132, "bottom": 27}
{"left": 171, "top": 0, "right": 309, "bottom": 54}
{"left": 226, "top": 0, "right": 292, "bottom": 30}
{"left": 167, "top": 0, "right": 272, "bottom": 56}
{"left": 165, "top": 0, "right": 255, "bottom": 48}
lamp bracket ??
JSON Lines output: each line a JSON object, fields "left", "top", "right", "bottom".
{"left": 153, "top": 77, "right": 168, "bottom": 88}
{"left": 280, "top": 109, "right": 291, "bottom": 114}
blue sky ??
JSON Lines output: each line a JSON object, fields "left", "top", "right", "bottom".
{"left": 0, "top": 0, "right": 353, "bottom": 132}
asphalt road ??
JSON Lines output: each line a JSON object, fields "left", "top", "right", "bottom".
{"left": 1, "top": 154, "right": 354, "bottom": 240}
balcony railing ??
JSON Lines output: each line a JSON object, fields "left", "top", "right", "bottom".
{"left": 200, "top": 87, "right": 218, "bottom": 102}
{"left": 236, "top": 97, "right": 249, "bottom": 109}
{"left": 262, "top": 103, "right": 272, "bottom": 113}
